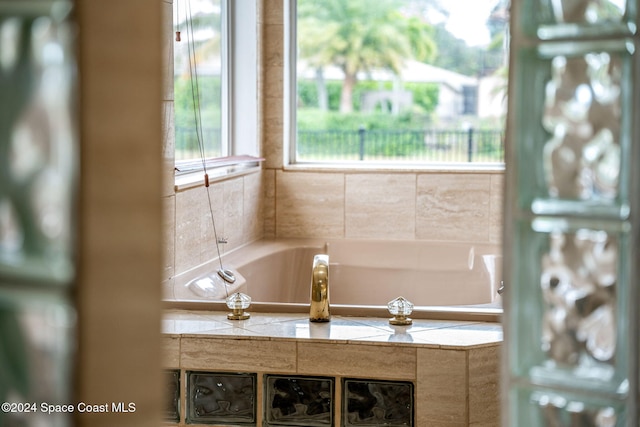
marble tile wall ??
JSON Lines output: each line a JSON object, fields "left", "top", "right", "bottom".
{"left": 167, "top": 172, "right": 266, "bottom": 286}
{"left": 275, "top": 172, "right": 345, "bottom": 238}
{"left": 416, "top": 343, "right": 499, "bottom": 426}
{"left": 417, "top": 348, "right": 468, "bottom": 425}
{"left": 270, "top": 170, "right": 504, "bottom": 243}
{"left": 469, "top": 345, "right": 500, "bottom": 425}
{"left": 262, "top": 0, "right": 285, "bottom": 170}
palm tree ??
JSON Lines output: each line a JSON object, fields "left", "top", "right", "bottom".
{"left": 298, "top": 0, "right": 436, "bottom": 113}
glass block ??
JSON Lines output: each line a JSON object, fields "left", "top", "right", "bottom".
{"left": 514, "top": 40, "right": 633, "bottom": 218}
{"left": 187, "top": 371, "right": 256, "bottom": 425}
{"left": 165, "top": 370, "right": 180, "bottom": 423}
{"left": 0, "top": 291, "right": 76, "bottom": 427}
{"left": 0, "top": 0, "right": 78, "bottom": 286}
{"left": 509, "top": 386, "right": 627, "bottom": 427}
{"left": 264, "top": 375, "right": 333, "bottom": 426}
{"left": 520, "top": 0, "right": 636, "bottom": 39}
{"left": 508, "top": 218, "right": 630, "bottom": 395}
{"left": 343, "top": 378, "right": 413, "bottom": 427}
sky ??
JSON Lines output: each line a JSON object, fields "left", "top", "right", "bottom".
{"left": 175, "top": 0, "right": 501, "bottom": 48}
{"left": 429, "top": 0, "right": 499, "bottom": 47}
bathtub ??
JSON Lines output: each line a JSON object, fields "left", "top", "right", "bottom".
{"left": 168, "top": 238, "right": 503, "bottom": 322}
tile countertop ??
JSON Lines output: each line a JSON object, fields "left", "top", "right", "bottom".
{"left": 163, "top": 310, "right": 503, "bottom": 350}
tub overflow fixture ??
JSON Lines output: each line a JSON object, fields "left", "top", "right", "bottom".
{"left": 226, "top": 292, "right": 251, "bottom": 320}
{"left": 218, "top": 268, "right": 236, "bottom": 284}
{"left": 388, "top": 296, "right": 414, "bottom": 325}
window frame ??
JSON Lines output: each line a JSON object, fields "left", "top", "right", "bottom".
{"left": 284, "top": 0, "right": 507, "bottom": 171}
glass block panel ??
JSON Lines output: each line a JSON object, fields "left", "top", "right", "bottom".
{"left": 343, "top": 378, "right": 413, "bottom": 427}
{"left": 0, "top": 291, "right": 76, "bottom": 427}
{"left": 264, "top": 375, "right": 333, "bottom": 426}
{"left": 165, "top": 370, "right": 180, "bottom": 423}
{"left": 510, "top": 386, "right": 627, "bottom": 427}
{"left": 0, "top": 1, "right": 78, "bottom": 286}
{"left": 187, "top": 371, "right": 256, "bottom": 425}
{"left": 514, "top": 40, "right": 633, "bottom": 218}
{"left": 509, "top": 218, "right": 630, "bottom": 395}
{"left": 520, "top": 0, "right": 635, "bottom": 39}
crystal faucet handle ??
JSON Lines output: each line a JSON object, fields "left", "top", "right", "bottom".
{"left": 226, "top": 292, "right": 251, "bottom": 320}
{"left": 388, "top": 296, "right": 413, "bottom": 325}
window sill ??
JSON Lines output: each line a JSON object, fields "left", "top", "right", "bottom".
{"left": 174, "top": 155, "right": 263, "bottom": 192}
{"left": 283, "top": 161, "right": 505, "bottom": 174}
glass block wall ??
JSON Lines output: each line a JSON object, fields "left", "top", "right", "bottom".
{"left": 165, "top": 370, "right": 180, "bottom": 423}
{"left": 0, "top": 1, "right": 78, "bottom": 426}
{"left": 343, "top": 378, "right": 413, "bottom": 426}
{"left": 503, "top": 0, "right": 638, "bottom": 425}
{"left": 265, "top": 375, "right": 333, "bottom": 426}
{"left": 187, "top": 372, "right": 257, "bottom": 425}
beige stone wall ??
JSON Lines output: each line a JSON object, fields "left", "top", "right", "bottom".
{"left": 265, "top": 169, "right": 503, "bottom": 242}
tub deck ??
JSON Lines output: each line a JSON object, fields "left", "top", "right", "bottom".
{"left": 166, "top": 299, "right": 503, "bottom": 322}
{"left": 163, "top": 309, "right": 503, "bottom": 345}
{"left": 163, "top": 309, "right": 503, "bottom": 426}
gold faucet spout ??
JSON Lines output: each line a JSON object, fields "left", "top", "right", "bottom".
{"left": 309, "top": 254, "right": 330, "bottom": 322}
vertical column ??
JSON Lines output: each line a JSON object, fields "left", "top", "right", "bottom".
{"left": 504, "top": 0, "right": 639, "bottom": 425}
{"left": 75, "top": 1, "right": 164, "bottom": 426}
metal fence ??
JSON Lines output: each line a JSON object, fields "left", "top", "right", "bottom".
{"left": 176, "top": 127, "right": 505, "bottom": 163}
{"left": 297, "top": 128, "right": 504, "bottom": 163}
{"left": 175, "top": 127, "right": 222, "bottom": 159}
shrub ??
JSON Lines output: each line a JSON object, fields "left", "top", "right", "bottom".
{"left": 297, "top": 79, "right": 439, "bottom": 115}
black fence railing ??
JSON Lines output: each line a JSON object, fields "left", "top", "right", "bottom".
{"left": 175, "top": 127, "right": 505, "bottom": 163}
{"left": 175, "top": 127, "right": 222, "bottom": 158}
{"left": 297, "top": 128, "right": 504, "bottom": 163}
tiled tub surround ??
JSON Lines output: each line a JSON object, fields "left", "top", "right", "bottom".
{"left": 167, "top": 238, "right": 502, "bottom": 321}
{"left": 163, "top": 170, "right": 505, "bottom": 299}
{"left": 163, "top": 310, "right": 502, "bottom": 426}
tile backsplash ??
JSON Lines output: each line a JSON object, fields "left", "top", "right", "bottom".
{"left": 268, "top": 169, "right": 503, "bottom": 243}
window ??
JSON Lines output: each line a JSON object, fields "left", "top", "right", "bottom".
{"left": 287, "top": 0, "right": 509, "bottom": 165}
{"left": 174, "top": 0, "right": 227, "bottom": 161}
{"left": 173, "top": 0, "right": 259, "bottom": 177}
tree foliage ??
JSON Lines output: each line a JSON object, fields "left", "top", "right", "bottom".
{"left": 298, "top": 79, "right": 439, "bottom": 115}
{"left": 298, "top": 0, "right": 436, "bottom": 113}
